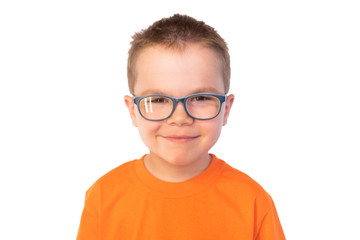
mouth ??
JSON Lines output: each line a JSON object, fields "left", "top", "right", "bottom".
{"left": 161, "top": 135, "right": 200, "bottom": 143}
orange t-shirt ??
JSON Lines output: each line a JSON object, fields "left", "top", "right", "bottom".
{"left": 77, "top": 154, "right": 285, "bottom": 240}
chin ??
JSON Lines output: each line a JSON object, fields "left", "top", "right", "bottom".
{"left": 149, "top": 150, "right": 189, "bottom": 165}
{"left": 157, "top": 150, "right": 208, "bottom": 167}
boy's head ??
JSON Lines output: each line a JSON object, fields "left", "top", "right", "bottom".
{"left": 127, "top": 14, "right": 230, "bottom": 96}
{"left": 124, "top": 14, "right": 234, "bottom": 172}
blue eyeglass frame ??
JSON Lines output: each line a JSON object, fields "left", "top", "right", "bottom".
{"left": 133, "top": 93, "right": 227, "bottom": 121}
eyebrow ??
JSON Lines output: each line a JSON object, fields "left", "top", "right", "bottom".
{"left": 190, "top": 87, "right": 223, "bottom": 95}
{"left": 137, "top": 87, "right": 223, "bottom": 97}
{"left": 137, "top": 89, "right": 167, "bottom": 96}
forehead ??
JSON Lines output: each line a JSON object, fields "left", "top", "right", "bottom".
{"left": 133, "top": 44, "right": 225, "bottom": 97}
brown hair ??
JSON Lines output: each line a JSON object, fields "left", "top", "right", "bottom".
{"left": 127, "top": 14, "right": 230, "bottom": 95}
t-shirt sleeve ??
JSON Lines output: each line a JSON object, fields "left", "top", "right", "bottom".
{"left": 255, "top": 199, "right": 286, "bottom": 240}
{"left": 76, "top": 183, "right": 101, "bottom": 240}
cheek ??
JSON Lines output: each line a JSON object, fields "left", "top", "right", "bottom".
{"left": 202, "top": 120, "right": 223, "bottom": 143}
{"left": 137, "top": 120, "right": 161, "bottom": 147}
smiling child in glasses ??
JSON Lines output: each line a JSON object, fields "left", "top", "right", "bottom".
{"left": 77, "top": 14, "right": 285, "bottom": 240}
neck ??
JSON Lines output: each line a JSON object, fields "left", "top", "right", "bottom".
{"left": 143, "top": 153, "right": 212, "bottom": 182}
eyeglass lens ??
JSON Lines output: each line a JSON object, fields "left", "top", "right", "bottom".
{"left": 138, "top": 95, "right": 221, "bottom": 120}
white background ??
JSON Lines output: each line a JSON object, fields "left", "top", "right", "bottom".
{"left": 0, "top": 0, "right": 359, "bottom": 239}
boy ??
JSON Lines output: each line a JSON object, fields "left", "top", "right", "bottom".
{"left": 77, "top": 14, "right": 285, "bottom": 239}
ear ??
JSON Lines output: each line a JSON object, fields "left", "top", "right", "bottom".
{"left": 124, "top": 95, "right": 139, "bottom": 127}
{"left": 222, "top": 94, "right": 234, "bottom": 126}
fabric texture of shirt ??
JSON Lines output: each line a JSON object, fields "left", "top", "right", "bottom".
{"left": 76, "top": 154, "right": 285, "bottom": 240}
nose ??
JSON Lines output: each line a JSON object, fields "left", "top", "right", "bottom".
{"left": 166, "top": 101, "right": 194, "bottom": 125}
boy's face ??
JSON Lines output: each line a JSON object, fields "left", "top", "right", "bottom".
{"left": 125, "top": 44, "right": 234, "bottom": 167}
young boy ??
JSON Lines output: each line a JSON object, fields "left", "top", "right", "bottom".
{"left": 77, "top": 14, "right": 285, "bottom": 239}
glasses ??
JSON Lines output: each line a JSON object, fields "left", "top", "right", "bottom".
{"left": 133, "top": 93, "right": 227, "bottom": 121}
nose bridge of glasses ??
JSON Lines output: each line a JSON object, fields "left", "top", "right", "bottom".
{"left": 172, "top": 97, "right": 187, "bottom": 111}
{"left": 170, "top": 97, "right": 191, "bottom": 117}
{"left": 173, "top": 97, "right": 187, "bottom": 107}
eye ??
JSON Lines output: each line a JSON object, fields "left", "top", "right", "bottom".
{"left": 189, "top": 95, "right": 212, "bottom": 102}
{"left": 149, "top": 97, "right": 170, "bottom": 103}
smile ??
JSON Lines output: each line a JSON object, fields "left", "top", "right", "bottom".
{"left": 162, "top": 135, "right": 199, "bottom": 143}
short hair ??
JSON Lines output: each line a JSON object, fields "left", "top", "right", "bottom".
{"left": 127, "top": 14, "right": 231, "bottom": 95}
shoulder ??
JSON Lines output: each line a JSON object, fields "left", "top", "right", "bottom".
{"left": 214, "top": 157, "right": 274, "bottom": 209}
{"left": 221, "top": 163, "right": 266, "bottom": 193}
{"left": 98, "top": 160, "right": 135, "bottom": 183}
{"left": 86, "top": 159, "right": 138, "bottom": 197}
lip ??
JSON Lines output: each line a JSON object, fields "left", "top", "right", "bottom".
{"left": 161, "top": 135, "right": 199, "bottom": 143}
